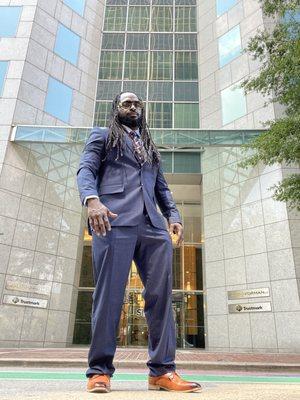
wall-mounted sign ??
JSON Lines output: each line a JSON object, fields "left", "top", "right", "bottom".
{"left": 5, "top": 279, "right": 51, "bottom": 296}
{"left": 3, "top": 294, "right": 48, "bottom": 309}
{"left": 228, "top": 302, "right": 271, "bottom": 313}
{"left": 227, "top": 287, "right": 270, "bottom": 300}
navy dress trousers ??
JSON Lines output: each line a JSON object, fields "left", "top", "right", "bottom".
{"left": 77, "top": 127, "right": 182, "bottom": 377}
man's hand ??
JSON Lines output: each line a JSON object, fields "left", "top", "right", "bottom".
{"left": 87, "top": 198, "right": 118, "bottom": 236}
{"left": 168, "top": 223, "right": 184, "bottom": 246}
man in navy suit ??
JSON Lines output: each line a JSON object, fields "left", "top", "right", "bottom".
{"left": 77, "top": 92, "right": 202, "bottom": 393}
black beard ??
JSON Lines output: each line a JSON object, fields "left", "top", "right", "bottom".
{"left": 117, "top": 114, "right": 142, "bottom": 129}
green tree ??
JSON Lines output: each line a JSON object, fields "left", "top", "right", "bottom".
{"left": 239, "top": 0, "right": 300, "bottom": 210}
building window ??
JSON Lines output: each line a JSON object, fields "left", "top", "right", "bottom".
{"left": 153, "top": 0, "right": 173, "bottom": 4}
{"left": 148, "top": 103, "right": 172, "bottom": 128}
{"left": 175, "top": 7, "right": 197, "bottom": 32}
{"left": 126, "top": 33, "right": 149, "bottom": 50}
{"left": 151, "top": 6, "right": 173, "bottom": 32}
{"left": 102, "top": 33, "right": 125, "bottom": 50}
{"left": 44, "top": 78, "right": 73, "bottom": 123}
{"left": 97, "top": 81, "right": 122, "bottom": 101}
{"left": 216, "top": 0, "right": 237, "bottom": 17}
{"left": 175, "top": 34, "right": 197, "bottom": 50}
{"left": 282, "top": 8, "right": 300, "bottom": 23}
{"left": 151, "top": 33, "right": 173, "bottom": 50}
{"left": 0, "top": 61, "right": 8, "bottom": 96}
{"left": 124, "top": 52, "right": 148, "bottom": 80}
{"left": 107, "top": 0, "right": 127, "bottom": 4}
{"left": 149, "top": 82, "right": 172, "bottom": 101}
{"left": 218, "top": 25, "right": 241, "bottom": 67}
{"left": 174, "top": 152, "right": 201, "bottom": 173}
{"left": 0, "top": 6, "right": 22, "bottom": 37}
{"left": 174, "top": 82, "right": 199, "bottom": 101}
{"left": 128, "top": 6, "right": 150, "bottom": 31}
{"left": 123, "top": 81, "right": 147, "bottom": 99}
{"left": 175, "top": 52, "right": 198, "bottom": 80}
{"left": 174, "top": 104, "right": 199, "bottom": 128}
{"left": 149, "top": 52, "right": 173, "bottom": 80}
{"left": 94, "top": 102, "right": 111, "bottom": 127}
{"left": 282, "top": 8, "right": 300, "bottom": 38}
{"left": 96, "top": 0, "right": 200, "bottom": 133}
{"left": 175, "top": 0, "right": 197, "bottom": 4}
{"left": 161, "top": 152, "right": 173, "bottom": 173}
{"left": 221, "top": 84, "right": 247, "bottom": 125}
{"left": 104, "top": 6, "right": 127, "bottom": 31}
{"left": 98, "top": 51, "right": 124, "bottom": 80}
{"left": 63, "top": 0, "right": 85, "bottom": 16}
{"left": 54, "top": 24, "right": 80, "bottom": 65}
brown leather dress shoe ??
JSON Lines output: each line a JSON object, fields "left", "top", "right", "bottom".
{"left": 87, "top": 374, "right": 111, "bottom": 393}
{"left": 148, "top": 371, "right": 202, "bottom": 392}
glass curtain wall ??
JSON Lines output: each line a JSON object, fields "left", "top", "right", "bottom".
{"left": 95, "top": 0, "right": 199, "bottom": 131}
{"left": 73, "top": 202, "right": 204, "bottom": 348}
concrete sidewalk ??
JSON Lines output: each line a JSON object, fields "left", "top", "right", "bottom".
{"left": 1, "top": 382, "right": 300, "bottom": 400}
{"left": 0, "top": 347, "right": 299, "bottom": 372}
{"left": 0, "top": 367, "right": 300, "bottom": 400}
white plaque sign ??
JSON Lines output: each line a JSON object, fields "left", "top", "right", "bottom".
{"left": 227, "top": 288, "right": 270, "bottom": 300}
{"left": 3, "top": 294, "right": 48, "bottom": 309}
{"left": 5, "top": 279, "right": 51, "bottom": 296}
{"left": 228, "top": 302, "right": 272, "bottom": 314}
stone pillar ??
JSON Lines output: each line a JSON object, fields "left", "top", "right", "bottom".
{"left": 0, "top": 0, "right": 104, "bottom": 347}
{"left": 202, "top": 147, "right": 300, "bottom": 353}
{"left": 198, "top": 0, "right": 300, "bottom": 353}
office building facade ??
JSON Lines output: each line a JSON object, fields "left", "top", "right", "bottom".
{"left": 0, "top": 0, "right": 299, "bottom": 353}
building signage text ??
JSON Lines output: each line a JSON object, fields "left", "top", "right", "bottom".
{"left": 228, "top": 302, "right": 272, "bottom": 314}
{"left": 3, "top": 294, "right": 48, "bottom": 309}
{"left": 5, "top": 279, "right": 51, "bottom": 296}
{"left": 227, "top": 287, "right": 270, "bottom": 300}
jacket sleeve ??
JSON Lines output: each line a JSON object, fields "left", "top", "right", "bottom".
{"left": 76, "top": 127, "right": 106, "bottom": 206}
{"left": 154, "top": 163, "right": 182, "bottom": 225}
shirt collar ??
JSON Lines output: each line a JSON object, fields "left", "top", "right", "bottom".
{"left": 122, "top": 124, "right": 140, "bottom": 137}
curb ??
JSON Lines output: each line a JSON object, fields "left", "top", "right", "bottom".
{"left": 0, "top": 359, "right": 299, "bottom": 372}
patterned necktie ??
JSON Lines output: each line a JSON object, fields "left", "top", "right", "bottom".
{"left": 128, "top": 131, "right": 147, "bottom": 165}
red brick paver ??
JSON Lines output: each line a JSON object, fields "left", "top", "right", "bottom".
{"left": 0, "top": 347, "right": 299, "bottom": 366}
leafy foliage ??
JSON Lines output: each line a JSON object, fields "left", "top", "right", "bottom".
{"left": 239, "top": 0, "right": 300, "bottom": 210}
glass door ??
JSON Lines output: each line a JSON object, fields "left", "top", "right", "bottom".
{"left": 118, "top": 290, "right": 148, "bottom": 346}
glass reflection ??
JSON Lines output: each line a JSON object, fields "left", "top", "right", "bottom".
{"left": 54, "top": 24, "right": 80, "bottom": 65}
{"left": 218, "top": 25, "right": 241, "bottom": 67}
{"left": 216, "top": 0, "right": 237, "bottom": 17}
{"left": 0, "top": 6, "right": 22, "bottom": 37}
{"left": 44, "top": 78, "right": 73, "bottom": 123}
{"left": 63, "top": 0, "right": 85, "bottom": 16}
{"left": 221, "top": 84, "right": 247, "bottom": 125}
{"left": 0, "top": 61, "right": 8, "bottom": 96}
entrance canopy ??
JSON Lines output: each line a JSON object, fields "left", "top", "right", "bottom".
{"left": 10, "top": 125, "right": 264, "bottom": 175}
{"left": 11, "top": 125, "right": 263, "bottom": 147}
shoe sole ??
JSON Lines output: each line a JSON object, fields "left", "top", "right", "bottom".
{"left": 87, "top": 387, "right": 110, "bottom": 393}
{"left": 148, "top": 384, "right": 202, "bottom": 393}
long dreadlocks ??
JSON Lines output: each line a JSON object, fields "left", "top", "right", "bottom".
{"left": 105, "top": 92, "right": 161, "bottom": 165}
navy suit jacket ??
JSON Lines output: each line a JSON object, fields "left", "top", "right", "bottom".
{"left": 77, "top": 127, "right": 182, "bottom": 232}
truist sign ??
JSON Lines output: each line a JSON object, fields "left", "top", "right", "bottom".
{"left": 228, "top": 302, "right": 272, "bottom": 314}
{"left": 3, "top": 294, "right": 48, "bottom": 309}
{"left": 227, "top": 287, "right": 272, "bottom": 314}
